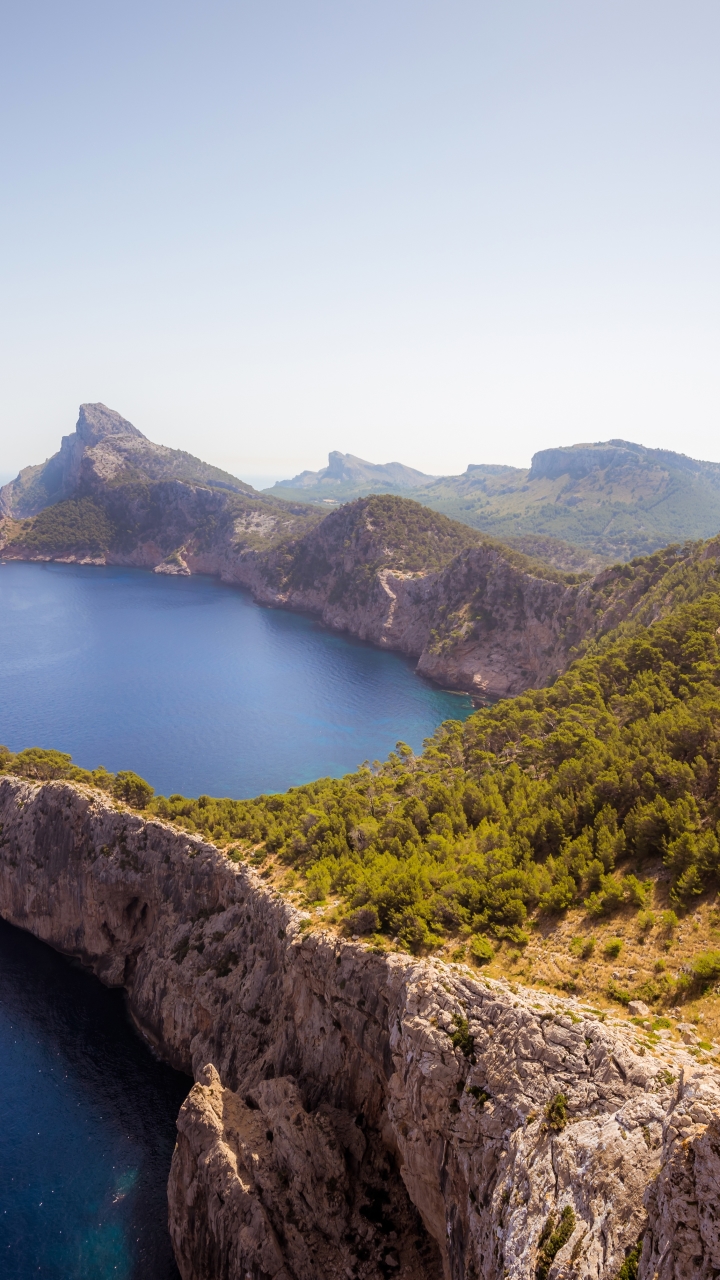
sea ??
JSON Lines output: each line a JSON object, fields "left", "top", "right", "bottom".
{"left": 0, "top": 560, "right": 473, "bottom": 1278}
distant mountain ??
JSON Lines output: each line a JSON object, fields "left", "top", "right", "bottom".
{"left": 265, "top": 450, "right": 437, "bottom": 503}
{"left": 268, "top": 438, "right": 720, "bottom": 566}
{"left": 414, "top": 439, "right": 720, "bottom": 563}
{"left": 0, "top": 403, "right": 255, "bottom": 519}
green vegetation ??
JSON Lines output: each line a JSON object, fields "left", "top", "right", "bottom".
{"left": 449, "top": 1014, "right": 475, "bottom": 1060}
{"left": 536, "top": 1205, "right": 576, "bottom": 1279}
{"left": 545, "top": 1092, "right": 568, "bottom": 1131}
{"left": 614, "top": 1240, "right": 642, "bottom": 1280}
{"left": 0, "top": 748, "right": 153, "bottom": 807}
{"left": 690, "top": 951, "right": 720, "bottom": 987}
{"left": 410, "top": 444, "right": 720, "bottom": 565}
{"left": 569, "top": 936, "right": 595, "bottom": 959}
{"left": 10, "top": 498, "right": 117, "bottom": 554}
{"left": 603, "top": 939, "right": 624, "bottom": 960}
{"left": 113, "top": 770, "right": 154, "bottom": 809}
{"left": 469, "top": 935, "right": 494, "bottom": 965}
{"left": 7, "top": 592, "right": 720, "bottom": 974}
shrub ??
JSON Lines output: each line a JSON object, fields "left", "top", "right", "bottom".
{"left": 113, "top": 771, "right": 154, "bottom": 809}
{"left": 614, "top": 1240, "right": 642, "bottom": 1280}
{"left": 344, "top": 906, "right": 379, "bottom": 935}
{"left": 9, "top": 747, "right": 88, "bottom": 782}
{"left": 450, "top": 1014, "right": 475, "bottom": 1061}
{"left": 569, "top": 935, "right": 595, "bottom": 960}
{"left": 536, "top": 1205, "right": 576, "bottom": 1280}
{"left": 540, "top": 876, "right": 576, "bottom": 913}
{"left": 637, "top": 910, "right": 656, "bottom": 933}
{"left": 607, "top": 979, "right": 631, "bottom": 1005}
{"left": 660, "top": 910, "right": 679, "bottom": 936}
{"left": 545, "top": 1092, "right": 568, "bottom": 1131}
{"left": 469, "top": 935, "right": 494, "bottom": 965}
{"left": 604, "top": 938, "right": 623, "bottom": 959}
{"left": 690, "top": 950, "right": 720, "bottom": 987}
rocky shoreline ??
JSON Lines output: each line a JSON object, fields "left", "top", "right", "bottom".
{"left": 0, "top": 774, "right": 718, "bottom": 1279}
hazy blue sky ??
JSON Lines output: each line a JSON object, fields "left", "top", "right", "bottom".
{"left": 1, "top": 1, "right": 719, "bottom": 482}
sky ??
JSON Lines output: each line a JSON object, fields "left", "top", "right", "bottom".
{"left": 1, "top": 1, "right": 719, "bottom": 485}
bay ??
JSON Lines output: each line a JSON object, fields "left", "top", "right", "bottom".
{"left": 0, "top": 561, "right": 472, "bottom": 798}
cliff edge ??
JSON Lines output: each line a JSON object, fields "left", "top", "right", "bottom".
{"left": 0, "top": 775, "right": 718, "bottom": 1280}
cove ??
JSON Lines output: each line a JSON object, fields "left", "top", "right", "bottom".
{"left": 0, "top": 561, "right": 472, "bottom": 798}
{"left": 0, "top": 915, "right": 189, "bottom": 1279}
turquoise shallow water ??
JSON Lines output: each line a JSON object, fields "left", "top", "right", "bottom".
{"left": 0, "top": 559, "right": 473, "bottom": 1277}
{"left": 0, "top": 561, "right": 472, "bottom": 798}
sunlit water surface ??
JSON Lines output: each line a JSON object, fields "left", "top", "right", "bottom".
{"left": 0, "top": 560, "right": 473, "bottom": 1277}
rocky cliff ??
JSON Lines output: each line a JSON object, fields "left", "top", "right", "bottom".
{"left": 0, "top": 774, "right": 718, "bottom": 1280}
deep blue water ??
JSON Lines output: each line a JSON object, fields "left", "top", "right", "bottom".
{"left": 0, "top": 561, "right": 472, "bottom": 798}
{"left": 0, "top": 916, "right": 189, "bottom": 1280}
{"left": 0, "top": 560, "right": 473, "bottom": 1277}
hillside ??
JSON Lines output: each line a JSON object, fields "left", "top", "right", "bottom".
{"left": 2, "top": 774, "right": 717, "bottom": 1280}
{"left": 415, "top": 440, "right": 720, "bottom": 563}
{"left": 266, "top": 449, "right": 437, "bottom": 502}
{"left": 269, "top": 438, "right": 720, "bottom": 567}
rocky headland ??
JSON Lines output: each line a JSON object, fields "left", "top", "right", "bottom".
{"left": 0, "top": 773, "right": 718, "bottom": 1280}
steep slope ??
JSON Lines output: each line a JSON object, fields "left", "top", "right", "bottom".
{"left": 0, "top": 774, "right": 718, "bottom": 1280}
{"left": 230, "top": 495, "right": 720, "bottom": 698}
{"left": 0, "top": 402, "right": 256, "bottom": 518}
{"left": 266, "top": 450, "right": 437, "bottom": 502}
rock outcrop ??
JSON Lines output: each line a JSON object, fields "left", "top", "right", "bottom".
{"left": 0, "top": 774, "right": 718, "bottom": 1280}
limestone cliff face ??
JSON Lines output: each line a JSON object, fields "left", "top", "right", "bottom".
{"left": 0, "top": 775, "right": 718, "bottom": 1280}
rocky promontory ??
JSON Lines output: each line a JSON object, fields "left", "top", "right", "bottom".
{"left": 0, "top": 774, "right": 718, "bottom": 1279}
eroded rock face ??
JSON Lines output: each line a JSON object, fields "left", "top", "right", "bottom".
{"left": 0, "top": 776, "right": 718, "bottom": 1280}
{"left": 642, "top": 1093, "right": 720, "bottom": 1280}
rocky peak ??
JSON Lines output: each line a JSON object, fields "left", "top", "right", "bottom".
{"left": 75, "top": 403, "right": 146, "bottom": 447}
{"left": 529, "top": 439, "right": 716, "bottom": 483}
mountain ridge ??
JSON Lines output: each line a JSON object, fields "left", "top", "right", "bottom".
{"left": 268, "top": 437, "right": 720, "bottom": 565}
{"left": 0, "top": 403, "right": 257, "bottom": 519}
{"left": 269, "top": 449, "right": 437, "bottom": 499}
{"left": 4, "top": 403, "right": 720, "bottom": 700}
